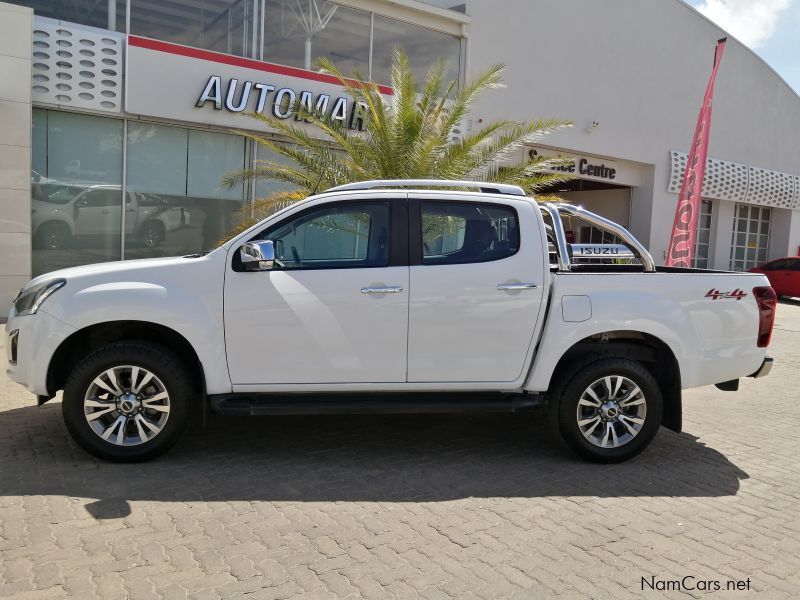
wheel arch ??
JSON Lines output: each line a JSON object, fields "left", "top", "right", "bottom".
{"left": 47, "top": 321, "right": 205, "bottom": 398}
{"left": 35, "top": 218, "right": 74, "bottom": 237}
{"left": 548, "top": 331, "right": 682, "bottom": 432}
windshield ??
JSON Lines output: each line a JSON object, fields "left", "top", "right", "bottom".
{"left": 33, "top": 183, "right": 86, "bottom": 205}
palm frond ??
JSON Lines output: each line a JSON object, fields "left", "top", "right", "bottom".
{"left": 221, "top": 48, "right": 574, "bottom": 240}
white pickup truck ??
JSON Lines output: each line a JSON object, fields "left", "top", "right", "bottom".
{"left": 5, "top": 180, "right": 776, "bottom": 463}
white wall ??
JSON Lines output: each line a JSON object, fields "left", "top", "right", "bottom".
{"left": 465, "top": 0, "right": 800, "bottom": 264}
{"left": 0, "top": 2, "right": 33, "bottom": 317}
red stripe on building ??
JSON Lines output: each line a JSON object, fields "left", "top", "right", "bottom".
{"left": 127, "top": 35, "right": 394, "bottom": 96}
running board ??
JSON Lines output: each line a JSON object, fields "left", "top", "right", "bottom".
{"left": 208, "top": 392, "right": 545, "bottom": 416}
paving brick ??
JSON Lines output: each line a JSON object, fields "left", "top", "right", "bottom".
{"left": 2, "top": 303, "right": 800, "bottom": 598}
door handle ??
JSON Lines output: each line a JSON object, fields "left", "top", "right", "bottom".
{"left": 102, "top": 209, "right": 110, "bottom": 214}
{"left": 497, "top": 283, "right": 538, "bottom": 291}
{"left": 361, "top": 286, "right": 403, "bottom": 294}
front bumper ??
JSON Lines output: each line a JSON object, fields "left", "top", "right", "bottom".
{"left": 5, "top": 309, "right": 76, "bottom": 396}
{"left": 750, "top": 356, "right": 773, "bottom": 379}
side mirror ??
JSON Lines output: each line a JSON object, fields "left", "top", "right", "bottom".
{"left": 240, "top": 240, "right": 280, "bottom": 271}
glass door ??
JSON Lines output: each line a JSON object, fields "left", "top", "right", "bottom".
{"left": 730, "top": 204, "right": 771, "bottom": 271}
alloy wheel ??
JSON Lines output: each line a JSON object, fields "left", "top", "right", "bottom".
{"left": 575, "top": 375, "right": 647, "bottom": 448}
{"left": 83, "top": 365, "right": 171, "bottom": 446}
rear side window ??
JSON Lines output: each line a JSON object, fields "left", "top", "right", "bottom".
{"left": 421, "top": 201, "right": 519, "bottom": 265}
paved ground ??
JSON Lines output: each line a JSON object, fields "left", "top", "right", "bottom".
{"left": 1, "top": 305, "right": 800, "bottom": 599}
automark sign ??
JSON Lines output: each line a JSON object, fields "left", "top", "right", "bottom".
{"left": 194, "top": 75, "right": 368, "bottom": 130}
{"left": 125, "top": 36, "right": 392, "bottom": 131}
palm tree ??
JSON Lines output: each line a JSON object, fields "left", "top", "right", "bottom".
{"left": 223, "top": 48, "right": 573, "bottom": 233}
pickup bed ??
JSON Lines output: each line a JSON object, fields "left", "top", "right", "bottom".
{"left": 5, "top": 179, "right": 776, "bottom": 462}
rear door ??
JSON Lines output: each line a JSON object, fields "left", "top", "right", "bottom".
{"left": 406, "top": 193, "right": 547, "bottom": 383}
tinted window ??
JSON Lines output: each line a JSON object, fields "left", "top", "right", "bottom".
{"left": 421, "top": 202, "right": 519, "bottom": 265}
{"left": 260, "top": 202, "right": 390, "bottom": 270}
{"left": 765, "top": 259, "right": 794, "bottom": 271}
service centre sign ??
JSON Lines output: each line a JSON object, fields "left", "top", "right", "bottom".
{"left": 125, "top": 36, "right": 393, "bottom": 131}
{"left": 527, "top": 146, "right": 644, "bottom": 187}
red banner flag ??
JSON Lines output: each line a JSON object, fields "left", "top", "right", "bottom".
{"left": 666, "top": 38, "right": 727, "bottom": 268}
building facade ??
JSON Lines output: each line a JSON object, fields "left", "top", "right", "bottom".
{"left": 1, "top": 0, "right": 799, "bottom": 314}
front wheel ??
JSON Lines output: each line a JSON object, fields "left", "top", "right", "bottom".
{"left": 35, "top": 221, "right": 71, "bottom": 250}
{"left": 62, "top": 342, "right": 193, "bottom": 462}
{"left": 549, "top": 357, "right": 663, "bottom": 463}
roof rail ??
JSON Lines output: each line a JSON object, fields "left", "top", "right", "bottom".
{"left": 326, "top": 179, "right": 527, "bottom": 197}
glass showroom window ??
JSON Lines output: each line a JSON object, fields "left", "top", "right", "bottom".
{"left": 253, "top": 145, "right": 300, "bottom": 217}
{"left": 262, "top": 1, "right": 370, "bottom": 73}
{"left": 125, "top": 122, "right": 249, "bottom": 260}
{"left": 692, "top": 199, "right": 713, "bottom": 269}
{"left": 371, "top": 15, "right": 461, "bottom": 85}
{"left": 8, "top": 0, "right": 125, "bottom": 31}
{"left": 31, "top": 109, "right": 123, "bottom": 276}
{"left": 415, "top": 0, "right": 467, "bottom": 13}
{"left": 130, "top": 0, "right": 257, "bottom": 58}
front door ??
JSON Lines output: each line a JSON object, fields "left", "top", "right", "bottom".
{"left": 406, "top": 195, "right": 546, "bottom": 383}
{"left": 74, "top": 187, "right": 122, "bottom": 236}
{"left": 224, "top": 197, "right": 409, "bottom": 386}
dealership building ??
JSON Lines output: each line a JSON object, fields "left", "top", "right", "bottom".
{"left": 1, "top": 0, "right": 800, "bottom": 313}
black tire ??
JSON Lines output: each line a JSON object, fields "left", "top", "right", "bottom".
{"left": 548, "top": 357, "right": 663, "bottom": 463}
{"left": 139, "top": 221, "right": 165, "bottom": 248}
{"left": 62, "top": 341, "right": 193, "bottom": 462}
{"left": 35, "top": 221, "right": 71, "bottom": 250}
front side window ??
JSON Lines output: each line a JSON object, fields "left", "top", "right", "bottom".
{"left": 79, "top": 188, "right": 120, "bottom": 207}
{"left": 421, "top": 202, "right": 519, "bottom": 265}
{"left": 259, "top": 202, "right": 390, "bottom": 269}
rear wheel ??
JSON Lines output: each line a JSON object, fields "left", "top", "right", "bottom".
{"left": 549, "top": 357, "right": 663, "bottom": 463}
{"left": 139, "top": 221, "right": 165, "bottom": 248}
{"left": 62, "top": 342, "right": 193, "bottom": 462}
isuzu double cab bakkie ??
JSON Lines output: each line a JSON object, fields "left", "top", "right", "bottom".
{"left": 5, "top": 180, "right": 776, "bottom": 463}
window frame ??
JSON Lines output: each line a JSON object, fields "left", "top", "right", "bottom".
{"left": 232, "top": 198, "right": 408, "bottom": 272}
{"left": 409, "top": 198, "right": 521, "bottom": 267}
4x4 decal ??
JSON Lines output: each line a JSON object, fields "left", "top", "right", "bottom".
{"left": 705, "top": 288, "right": 747, "bottom": 301}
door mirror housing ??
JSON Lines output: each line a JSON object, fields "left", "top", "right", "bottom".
{"left": 240, "top": 240, "right": 280, "bottom": 271}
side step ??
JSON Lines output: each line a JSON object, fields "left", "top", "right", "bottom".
{"left": 208, "top": 392, "right": 545, "bottom": 416}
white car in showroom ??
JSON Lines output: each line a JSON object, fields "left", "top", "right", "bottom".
{"left": 32, "top": 183, "right": 189, "bottom": 250}
{"left": 6, "top": 180, "right": 775, "bottom": 463}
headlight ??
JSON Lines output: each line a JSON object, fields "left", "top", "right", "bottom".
{"left": 13, "top": 279, "right": 66, "bottom": 316}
